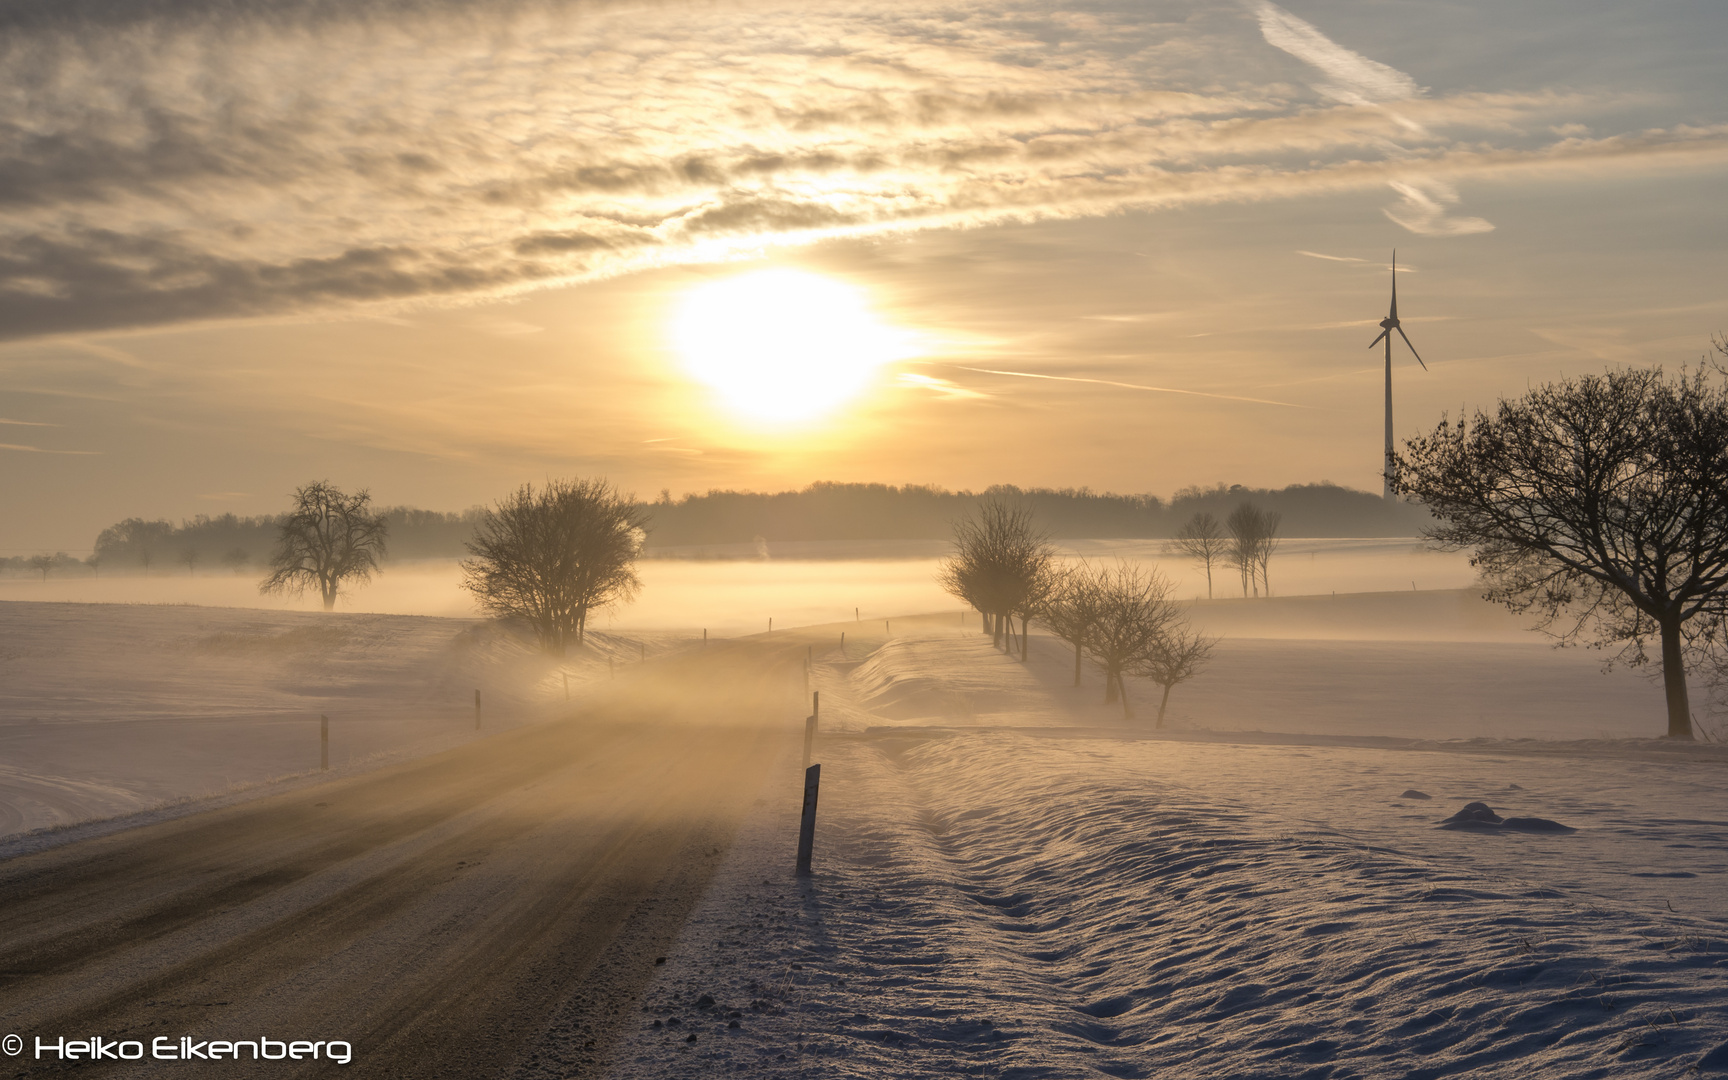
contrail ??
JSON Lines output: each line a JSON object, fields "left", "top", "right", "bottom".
{"left": 954, "top": 367, "right": 1304, "bottom": 408}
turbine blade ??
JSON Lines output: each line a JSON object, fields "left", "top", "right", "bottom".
{"left": 1397, "top": 325, "right": 1426, "bottom": 369}
{"left": 1389, "top": 250, "right": 1399, "bottom": 320}
{"left": 1368, "top": 330, "right": 1389, "bottom": 349}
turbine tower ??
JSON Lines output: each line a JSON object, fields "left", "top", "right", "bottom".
{"left": 1368, "top": 252, "right": 1426, "bottom": 500}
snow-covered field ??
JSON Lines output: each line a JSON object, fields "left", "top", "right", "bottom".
{"left": 7, "top": 547, "right": 1728, "bottom": 1078}
{"left": 0, "top": 600, "right": 692, "bottom": 840}
{"left": 608, "top": 625, "right": 1728, "bottom": 1080}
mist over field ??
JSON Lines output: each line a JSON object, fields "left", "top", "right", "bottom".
{"left": 0, "top": 536, "right": 1475, "bottom": 629}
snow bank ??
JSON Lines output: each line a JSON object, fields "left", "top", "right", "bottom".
{"left": 608, "top": 626, "right": 1728, "bottom": 1080}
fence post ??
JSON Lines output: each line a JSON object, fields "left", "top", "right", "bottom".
{"left": 796, "top": 764, "right": 820, "bottom": 876}
{"left": 803, "top": 692, "right": 819, "bottom": 769}
{"left": 320, "top": 714, "right": 328, "bottom": 771}
{"left": 474, "top": 689, "right": 481, "bottom": 731}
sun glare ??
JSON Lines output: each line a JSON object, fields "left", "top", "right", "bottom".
{"left": 670, "top": 268, "right": 907, "bottom": 424}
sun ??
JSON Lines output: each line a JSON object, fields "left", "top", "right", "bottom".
{"left": 670, "top": 268, "right": 907, "bottom": 424}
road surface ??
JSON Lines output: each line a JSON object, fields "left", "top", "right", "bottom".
{"left": 0, "top": 642, "right": 800, "bottom": 1078}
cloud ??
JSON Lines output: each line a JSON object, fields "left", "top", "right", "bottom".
{"left": 954, "top": 366, "right": 1303, "bottom": 408}
{"left": 0, "top": 442, "right": 100, "bottom": 454}
{"left": 897, "top": 372, "right": 986, "bottom": 400}
{"left": 1381, "top": 178, "right": 1495, "bottom": 237}
{"left": 1254, "top": 1, "right": 1420, "bottom": 105}
{"left": 0, "top": 0, "right": 1714, "bottom": 340}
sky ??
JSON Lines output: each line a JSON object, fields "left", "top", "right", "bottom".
{"left": 1, "top": 0, "right": 1724, "bottom": 551}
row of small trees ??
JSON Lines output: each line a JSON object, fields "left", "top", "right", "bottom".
{"left": 937, "top": 501, "right": 1216, "bottom": 724}
{"left": 257, "top": 478, "right": 645, "bottom": 655}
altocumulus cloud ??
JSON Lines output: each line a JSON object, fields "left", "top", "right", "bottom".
{"left": 0, "top": 0, "right": 1722, "bottom": 340}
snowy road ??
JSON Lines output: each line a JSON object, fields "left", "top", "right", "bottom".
{"left": 0, "top": 643, "right": 803, "bottom": 1080}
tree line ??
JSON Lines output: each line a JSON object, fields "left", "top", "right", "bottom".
{"left": 34, "top": 479, "right": 1422, "bottom": 580}
{"left": 643, "top": 480, "right": 1426, "bottom": 545}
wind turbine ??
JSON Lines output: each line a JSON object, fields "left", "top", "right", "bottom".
{"left": 1369, "top": 251, "right": 1426, "bottom": 501}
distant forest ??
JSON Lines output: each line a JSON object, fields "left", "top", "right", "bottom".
{"left": 12, "top": 481, "right": 1430, "bottom": 576}
{"left": 639, "top": 482, "right": 1430, "bottom": 547}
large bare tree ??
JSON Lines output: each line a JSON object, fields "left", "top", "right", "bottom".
{"left": 1173, "top": 512, "right": 1227, "bottom": 599}
{"left": 1396, "top": 364, "right": 1728, "bottom": 740}
{"left": 461, "top": 478, "right": 646, "bottom": 655}
{"left": 260, "top": 481, "right": 388, "bottom": 610}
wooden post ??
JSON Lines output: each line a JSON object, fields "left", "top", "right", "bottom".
{"left": 855, "top": 607, "right": 859, "bottom": 622}
{"left": 769, "top": 617, "right": 773, "bottom": 636}
{"left": 795, "top": 764, "right": 820, "bottom": 876}
{"left": 703, "top": 628, "right": 707, "bottom": 645}
{"left": 474, "top": 690, "right": 481, "bottom": 730}
{"left": 840, "top": 631, "right": 845, "bottom": 654}
{"left": 320, "top": 714, "right": 328, "bottom": 771}
{"left": 803, "top": 711, "right": 817, "bottom": 770}
{"left": 885, "top": 619, "right": 890, "bottom": 635}
{"left": 813, "top": 689, "right": 820, "bottom": 723}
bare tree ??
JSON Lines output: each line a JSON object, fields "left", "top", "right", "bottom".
{"left": 179, "top": 547, "right": 201, "bottom": 576}
{"left": 936, "top": 499, "right": 1054, "bottom": 658}
{"left": 1084, "top": 561, "right": 1186, "bottom": 718}
{"left": 1009, "top": 560, "right": 1061, "bottom": 662}
{"left": 1133, "top": 625, "right": 1217, "bottom": 728}
{"left": 461, "top": 477, "right": 646, "bottom": 655}
{"left": 1396, "top": 364, "right": 1728, "bottom": 740}
{"left": 1226, "top": 502, "right": 1279, "bottom": 597}
{"left": 1038, "top": 562, "right": 1103, "bottom": 686}
{"left": 221, "top": 548, "right": 250, "bottom": 574}
{"left": 27, "top": 553, "right": 52, "bottom": 581}
{"left": 260, "top": 481, "right": 389, "bottom": 611}
{"left": 1173, "top": 512, "right": 1227, "bottom": 599}
{"left": 1255, "top": 510, "right": 1281, "bottom": 596}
